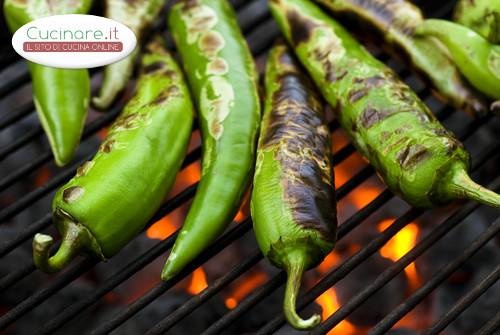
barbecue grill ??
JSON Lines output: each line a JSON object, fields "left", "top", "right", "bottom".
{"left": 0, "top": 0, "right": 499, "bottom": 334}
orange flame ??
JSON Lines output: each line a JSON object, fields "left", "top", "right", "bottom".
{"left": 146, "top": 216, "right": 177, "bottom": 240}
{"left": 316, "top": 288, "right": 357, "bottom": 335}
{"left": 377, "top": 219, "right": 421, "bottom": 290}
{"left": 186, "top": 267, "right": 208, "bottom": 295}
{"left": 225, "top": 272, "right": 268, "bottom": 309}
{"left": 348, "top": 186, "right": 380, "bottom": 209}
{"left": 182, "top": 163, "right": 201, "bottom": 185}
{"left": 318, "top": 252, "right": 342, "bottom": 274}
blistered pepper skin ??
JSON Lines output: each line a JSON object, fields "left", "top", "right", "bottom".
{"left": 251, "top": 43, "right": 336, "bottom": 330}
{"left": 161, "top": 0, "right": 261, "bottom": 280}
{"left": 33, "top": 42, "right": 194, "bottom": 273}
{"left": 454, "top": 0, "right": 500, "bottom": 44}
{"left": 4, "top": 0, "right": 92, "bottom": 166}
{"left": 270, "top": 0, "right": 500, "bottom": 208}
{"left": 415, "top": 19, "right": 500, "bottom": 101}
{"left": 312, "top": 0, "right": 488, "bottom": 117}
{"left": 92, "top": 0, "right": 165, "bottom": 110}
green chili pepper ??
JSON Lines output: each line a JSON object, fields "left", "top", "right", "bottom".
{"left": 4, "top": 0, "right": 92, "bottom": 166}
{"left": 415, "top": 19, "right": 500, "bottom": 101}
{"left": 33, "top": 41, "right": 194, "bottom": 273}
{"left": 161, "top": 0, "right": 261, "bottom": 281}
{"left": 251, "top": 42, "right": 337, "bottom": 330}
{"left": 311, "top": 0, "right": 488, "bottom": 117}
{"left": 454, "top": 0, "right": 500, "bottom": 44}
{"left": 92, "top": 0, "right": 164, "bottom": 110}
{"left": 270, "top": 0, "right": 500, "bottom": 208}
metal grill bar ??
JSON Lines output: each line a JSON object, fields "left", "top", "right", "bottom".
{"left": 367, "top": 214, "right": 500, "bottom": 335}
{"left": 0, "top": 127, "right": 43, "bottom": 161}
{"left": 0, "top": 69, "right": 30, "bottom": 99}
{"left": 0, "top": 0, "right": 497, "bottom": 334}
{"left": 91, "top": 219, "right": 253, "bottom": 335}
{"left": 0, "top": 214, "right": 51, "bottom": 257}
{"left": 477, "top": 310, "right": 500, "bottom": 335}
{"left": 145, "top": 250, "right": 263, "bottom": 335}
{"left": 424, "top": 263, "right": 500, "bottom": 335}
{"left": 0, "top": 102, "right": 33, "bottom": 131}
{"left": 0, "top": 262, "right": 36, "bottom": 292}
{"left": 0, "top": 105, "right": 122, "bottom": 193}
{"left": 0, "top": 259, "right": 96, "bottom": 328}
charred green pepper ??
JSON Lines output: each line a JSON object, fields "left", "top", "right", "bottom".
{"left": 161, "top": 0, "right": 261, "bottom": 280}
{"left": 415, "top": 19, "right": 500, "bottom": 101}
{"left": 4, "top": 0, "right": 92, "bottom": 166}
{"left": 312, "top": 0, "right": 488, "bottom": 117}
{"left": 251, "top": 43, "right": 336, "bottom": 330}
{"left": 454, "top": 0, "right": 500, "bottom": 44}
{"left": 270, "top": 0, "right": 500, "bottom": 208}
{"left": 33, "top": 41, "right": 194, "bottom": 273}
{"left": 92, "top": 0, "right": 165, "bottom": 110}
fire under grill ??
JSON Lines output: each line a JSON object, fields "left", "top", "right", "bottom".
{"left": 0, "top": 0, "right": 499, "bottom": 334}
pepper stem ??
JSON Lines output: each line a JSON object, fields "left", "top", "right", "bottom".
{"left": 444, "top": 164, "right": 500, "bottom": 208}
{"left": 33, "top": 219, "right": 90, "bottom": 273}
{"left": 283, "top": 249, "right": 321, "bottom": 330}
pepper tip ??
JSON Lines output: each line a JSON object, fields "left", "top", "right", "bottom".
{"left": 161, "top": 260, "right": 177, "bottom": 281}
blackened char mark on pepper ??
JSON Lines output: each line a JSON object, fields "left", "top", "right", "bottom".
{"left": 143, "top": 62, "right": 166, "bottom": 74}
{"left": 262, "top": 55, "right": 336, "bottom": 241}
{"left": 348, "top": 87, "right": 369, "bottom": 103}
{"left": 286, "top": 9, "right": 348, "bottom": 84}
{"left": 286, "top": 9, "right": 319, "bottom": 46}
{"left": 396, "top": 143, "right": 431, "bottom": 169}
{"left": 346, "top": 0, "right": 419, "bottom": 35}
{"left": 359, "top": 106, "right": 393, "bottom": 128}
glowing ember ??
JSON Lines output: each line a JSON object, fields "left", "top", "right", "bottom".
{"left": 224, "top": 272, "right": 268, "bottom": 309}
{"left": 318, "top": 252, "right": 342, "bottom": 274}
{"left": 349, "top": 186, "right": 380, "bottom": 209}
{"left": 186, "top": 267, "right": 208, "bottom": 295}
{"left": 378, "top": 219, "right": 421, "bottom": 290}
{"left": 182, "top": 163, "right": 201, "bottom": 185}
{"left": 316, "top": 288, "right": 357, "bottom": 335}
{"left": 146, "top": 216, "right": 176, "bottom": 240}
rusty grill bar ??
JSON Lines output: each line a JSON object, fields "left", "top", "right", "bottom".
{"left": 0, "top": 0, "right": 499, "bottom": 334}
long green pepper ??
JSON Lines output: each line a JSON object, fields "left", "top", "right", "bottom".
{"left": 251, "top": 43, "right": 337, "bottom": 330}
{"left": 92, "top": 0, "right": 165, "bottom": 110}
{"left": 4, "top": 0, "right": 92, "bottom": 166}
{"left": 270, "top": 0, "right": 500, "bottom": 209}
{"left": 161, "top": 0, "right": 261, "bottom": 280}
{"left": 415, "top": 19, "right": 500, "bottom": 101}
{"left": 33, "top": 41, "right": 194, "bottom": 273}
{"left": 454, "top": 0, "right": 500, "bottom": 44}
{"left": 312, "top": 0, "right": 488, "bottom": 117}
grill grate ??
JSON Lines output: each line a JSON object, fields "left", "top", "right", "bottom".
{"left": 0, "top": 0, "right": 499, "bottom": 334}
